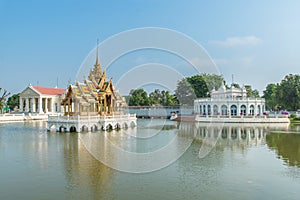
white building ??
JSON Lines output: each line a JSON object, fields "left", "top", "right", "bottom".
{"left": 19, "top": 85, "right": 65, "bottom": 114}
{"left": 194, "top": 85, "right": 265, "bottom": 116}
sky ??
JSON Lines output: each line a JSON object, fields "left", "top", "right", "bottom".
{"left": 1, "top": 0, "right": 300, "bottom": 95}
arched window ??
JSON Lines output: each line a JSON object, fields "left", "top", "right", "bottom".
{"left": 203, "top": 105, "right": 206, "bottom": 115}
{"left": 250, "top": 105, "right": 255, "bottom": 115}
{"left": 199, "top": 105, "right": 202, "bottom": 114}
{"left": 213, "top": 105, "right": 218, "bottom": 115}
{"left": 240, "top": 105, "right": 246, "bottom": 116}
{"left": 207, "top": 105, "right": 211, "bottom": 115}
{"left": 221, "top": 105, "right": 228, "bottom": 116}
{"left": 230, "top": 105, "right": 237, "bottom": 116}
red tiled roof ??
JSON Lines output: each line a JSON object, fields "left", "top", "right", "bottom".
{"left": 32, "top": 86, "right": 65, "bottom": 95}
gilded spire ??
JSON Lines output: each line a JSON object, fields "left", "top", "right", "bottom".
{"left": 92, "top": 38, "right": 102, "bottom": 76}
{"left": 95, "top": 38, "right": 99, "bottom": 66}
{"left": 89, "top": 38, "right": 104, "bottom": 85}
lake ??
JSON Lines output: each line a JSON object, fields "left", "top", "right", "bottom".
{"left": 0, "top": 119, "right": 300, "bottom": 200}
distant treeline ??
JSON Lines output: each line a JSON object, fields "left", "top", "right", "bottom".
{"left": 127, "top": 73, "right": 259, "bottom": 106}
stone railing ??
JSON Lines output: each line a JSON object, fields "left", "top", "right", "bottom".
{"left": 48, "top": 114, "right": 137, "bottom": 122}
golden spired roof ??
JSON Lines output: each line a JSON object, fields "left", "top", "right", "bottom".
{"left": 89, "top": 39, "right": 103, "bottom": 85}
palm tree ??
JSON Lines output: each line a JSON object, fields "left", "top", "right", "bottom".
{"left": 0, "top": 88, "right": 10, "bottom": 113}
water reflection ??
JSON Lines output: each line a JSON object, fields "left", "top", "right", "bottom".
{"left": 48, "top": 121, "right": 299, "bottom": 199}
{"left": 179, "top": 122, "right": 289, "bottom": 149}
{"left": 60, "top": 133, "right": 115, "bottom": 199}
{"left": 266, "top": 131, "right": 300, "bottom": 168}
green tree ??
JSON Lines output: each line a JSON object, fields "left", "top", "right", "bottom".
{"left": 174, "top": 78, "right": 196, "bottom": 105}
{"left": 186, "top": 75, "right": 209, "bottom": 98}
{"left": 262, "top": 83, "right": 278, "bottom": 110}
{"left": 175, "top": 74, "right": 226, "bottom": 105}
{"left": 244, "top": 85, "right": 260, "bottom": 98}
{"left": 160, "top": 90, "right": 178, "bottom": 106}
{"left": 276, "top": 74, "right": 300, "bottom": 110}
{"left": 201, "top": 73, "right": 225, "bottom": 91}
{"left": 149, "top": 89, "right": 162, "bottom": 105}
{"left": 7, "top": 93, "right": 20, "bottom": 110}
{"left": 149, "top": 89, "right": 178, "bottom": 106}
{"left": 128, "top": 89, "right": 150, "bottom": 106}
{"left": 231, "top": 83, "right": 240, "bottom": 89}
{"left": 0, "top": 88, "right": 10, "bottom": 113}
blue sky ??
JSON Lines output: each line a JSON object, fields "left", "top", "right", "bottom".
{"left": 1, "top": 0, "right": 300, "bottom": 95}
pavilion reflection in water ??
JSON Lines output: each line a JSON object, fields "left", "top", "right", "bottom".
{"left": 177, "top": 122, "right": 290, "bottom": 149}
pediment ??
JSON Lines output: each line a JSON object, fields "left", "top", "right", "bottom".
{"left": 20, "top": 87, "right": 40, "bottom": 97}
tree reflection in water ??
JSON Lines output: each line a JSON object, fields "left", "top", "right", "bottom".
{"left": 266, "top": 131, "right": 300, "bottom": 168}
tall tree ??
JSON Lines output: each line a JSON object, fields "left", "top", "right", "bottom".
{"left": 0, "top": 88, "right": 10, "bottom": 113}
{"left": 262, "top": 83, "right": 278, "bottom": 110}
{"left": 186, "top": 75, "right": 209, "bottom": 98}
{"left": 160, "top": 90, "right": 178, "bottom": 106}
{"left": 7, "top": 93, "right": 20, "bottom": 110}
{"left": 149, "top": 89, "right": 162, "bottom": 105}
{"left": 149, "top": 89, "right": 178, "bottom": 106}
{"left": 244, "top": 85, "right": 260, "bottom": 98}
{"left": 174, "top": 78, "right": 196, "bottom": 105}
{"left": 201, "top": 73, "right": 225, "bottom": 91}
{"left": 276, "top": 74, "right": 300, "bottom": 110}
{"left": 128, "top": 89, "right": 150, "bottom": 106}
{"left": 175, "top": 74, "right": 226, "bottom": 105}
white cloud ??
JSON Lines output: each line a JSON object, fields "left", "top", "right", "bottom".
{"left": 210, "top": 36, "right": 262, "bottom": 47}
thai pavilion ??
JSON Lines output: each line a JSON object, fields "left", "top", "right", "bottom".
{"left": 47, "top": 50, "right": 136, "bottom": 132}
{"left": 61, "top": 54, "right": 126, "bottom": 116}
{"left": 194, "top": 84, "right": 266, "bottom": 117}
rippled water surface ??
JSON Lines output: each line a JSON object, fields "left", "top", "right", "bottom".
{"left": 1, "top": 120, "right": 300, "bottom": 200}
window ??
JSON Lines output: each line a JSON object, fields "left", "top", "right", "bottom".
{"left": 230, "top": 105, "right": 237, "bottom": 116}
{"left": 221, "top": 105, "right": 228, "bottom": 115}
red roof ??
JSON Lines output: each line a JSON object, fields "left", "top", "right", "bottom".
{"left": 32, "top": 86, "right": 65, "bottom": 95}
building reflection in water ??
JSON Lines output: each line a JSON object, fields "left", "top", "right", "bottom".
{"left": 61, "top": 132, "right": 115, "bottom": 199}
{"left": 54, "top": 121, "right": 298, "bottom": 198}
{"left": 177, "top": 122, "right": 290, "bottom": 157}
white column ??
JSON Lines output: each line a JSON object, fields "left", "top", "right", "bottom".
{"left": 38, "top": 97, "right": 43, "bottom": 113}
{"left": 51, "top": 98, "right": 54, "bottom": 113}
{"left": 19, "top": 97, "right": 23, "bottom": 112}
{"left": 237, "top": 104, "right": 240, "bottom": 116}
{"left": 45, "top": 98, "right": 48, "bottom": 113}
{"left": 25, "top": 98, "right": 29, "bottom": 112}
{"left": 31, "top": 98, "right": 36, "bottom": 112}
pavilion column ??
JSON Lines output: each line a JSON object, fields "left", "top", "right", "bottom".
{"left": 45, "top": 98, "right": 48, "bottom": 113}
{"left": 68, "top": 100, "right": 71, "bottom": 115}
{"left": 38, "top": 97, "right": 43, "bottom": 113}
{"left": 31, "top": 98, "right": 36, "bottom": 112}
{"left": 25, "top": 98, "right": 29, "bottom": 112}
{"left": 50, "top": 98, "right": 54, "bottom": 113}
{"left": 19, "top": 97, "right": 23, "bottom": 112}
{"left": 104, "top": 98, "right": 107, "bottom": 113}
{"left": 259, "top": 104, "right": 262, "bottom": 115}
{"left": 63, "top": 104, "right": 66, "bottom": 115}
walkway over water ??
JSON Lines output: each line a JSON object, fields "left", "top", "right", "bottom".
{"left": 47, "top": 114, "right": 137, "bottom": 132}
{"left": 126, "top": 106, "right": 193, "bottom": 118}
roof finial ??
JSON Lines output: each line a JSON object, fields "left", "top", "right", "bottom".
{"left": 96, "top": 38, "right": 99, "bottom": 66}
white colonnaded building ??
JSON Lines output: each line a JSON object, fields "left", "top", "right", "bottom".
{"left": 19, "top": 85, "right": 65, "bottom": 114}
{"left": 194, "top": 85, "right": 265, "bottom": 117}
{"left": 193, "top": 85, "right": 289, "bottom": 123}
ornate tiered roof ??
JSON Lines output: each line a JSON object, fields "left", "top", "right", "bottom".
{"left": 60, "top": 46, "right": 125, "bottom": 115}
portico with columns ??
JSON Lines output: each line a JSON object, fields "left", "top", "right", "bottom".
{"left": 19, "top": 85, "right": 65, "bottom": 114}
